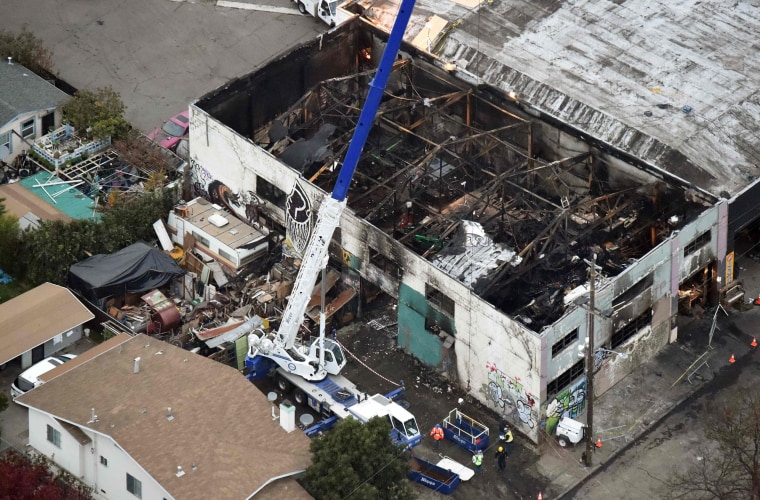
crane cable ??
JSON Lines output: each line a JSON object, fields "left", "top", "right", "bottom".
{"left": 336, "top": 339, "right": 401, "bottom": 387}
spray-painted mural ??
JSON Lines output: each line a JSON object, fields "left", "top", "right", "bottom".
{"left": 285, "top": 181, "right": 312, "bottom": 256}
{"left": 544, "top": 377, "right": 586, "bottom": 435}
{"left": 484, "top": 361, "right": 537, "bottom": 430}
{"left": 189, "top": 159, "right": 264, "bottom": 226}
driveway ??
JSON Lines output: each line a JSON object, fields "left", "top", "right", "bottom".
{"left": 0, "top": 336, "right": 98, "bottom": 452}
{"left": 0, "top": 0, "right": 324, "bottom": 132}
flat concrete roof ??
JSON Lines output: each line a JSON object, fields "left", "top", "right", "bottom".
{"left": 0, "top": 283, "right": 94, "bottom": 365}
{"left": 364, "top": 0, "right": 760, "bottom": 199}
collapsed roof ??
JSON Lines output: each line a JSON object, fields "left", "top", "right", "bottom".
{"left": 198, "top": 19, "right": 710, "bottom": 329}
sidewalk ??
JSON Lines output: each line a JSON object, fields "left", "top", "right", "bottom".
{"left": 529, "top": 302, "right": 760, "bottom": 499}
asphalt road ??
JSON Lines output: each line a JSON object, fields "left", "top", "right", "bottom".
{"left": 569, "top": 317, "right": 760, "bottom": 499}
{"left": 0, "top": 0, "right": 324, "bottom": 132}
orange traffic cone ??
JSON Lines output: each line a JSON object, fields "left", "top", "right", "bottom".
{"left": 752, "top": 338, "right": 758, "bottom": 348}
{"left": 596, "top": 437, "right": 602, "bottom": 448}
{"left": 729, "top": 354, "right": 736, "bottom": 364}
{"left": 537, "top": 493, "right": 543, "bottom": 500}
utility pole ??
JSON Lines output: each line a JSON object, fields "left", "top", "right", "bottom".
{"left": 584, "top": 253, "right": 596, "bottom": 467}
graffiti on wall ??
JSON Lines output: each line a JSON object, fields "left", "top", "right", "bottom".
{"left": 484, "top": 361, "right": 537, "bottom": 429}
{"left": 544, "top": 377, "right": 586, "bottom": 435}
{"left": 189, "top": 160, "right": 264, "bottom": 226}
{"left": 285, "top": 181, "right": 313, "bottom": 256}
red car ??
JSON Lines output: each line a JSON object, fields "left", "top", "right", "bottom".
{"left": 148, "top": 110, "right": 189, "bottom": 151}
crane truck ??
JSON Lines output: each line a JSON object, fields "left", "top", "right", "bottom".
{"left": 245, "top": 0, "right": 421, "bottom": 448}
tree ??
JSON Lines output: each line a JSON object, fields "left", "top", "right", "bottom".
{"left": 61, "top": 87, "right": 130, "bottom": 140}
{"left": 16, "top": 190, "right": 174, "bottom": 286}
{"left": 16, "top": 219, "right": 102, "bottom": 285}
{"left": 113, "top": 131, "right": 172, "bottom": 176}
{"left": 669, "top": 390, "right": 760, "bottom": 499}
{"left": 0, "top": 25, "right": 54, "bottom": 75}
{"left": 100, "top": 189, "right": 176, "bottom": 246}
{"left": 301, "top": 417, "right": 414, "bottom": 500}
{"left": 0, "top": 449, "right": 92, "bottom": 499}
{"left": 0, "top": 212, "right": 20, "bottom": 272}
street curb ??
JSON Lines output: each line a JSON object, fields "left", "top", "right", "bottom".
{"left": 556, "top": 346, "right": 751, "bottom": 499}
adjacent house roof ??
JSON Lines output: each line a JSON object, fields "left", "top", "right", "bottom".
{"left": 16, "top": 334, "right": 313, "bottom": 499}
{"left": 0, "top": 283, "right": 94, "bottom": 366}
{"left": 38, "top": 333, "right": 133, "bottom": 383}
{"left": 0, "top": 60, "right": 69, "bottom": 126}
{"left": 365, "top": 0, "right": 760, "bottom": 199}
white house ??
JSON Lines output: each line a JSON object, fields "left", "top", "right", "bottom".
{"left": 0, "top": 59, "right": 69, "bottom": 164}
{"left": 15, "top": 334, "right": 313, "bottom": 499}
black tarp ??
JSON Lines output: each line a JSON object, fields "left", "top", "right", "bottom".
{"left": 67, "top": 242, "right": 183, "bottom": 307}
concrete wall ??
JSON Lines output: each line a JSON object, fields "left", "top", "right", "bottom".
{"left": 28, "top": 409, "right": 170, "bottom": 500}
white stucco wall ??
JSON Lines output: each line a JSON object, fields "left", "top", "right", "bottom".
{"left": 28, "top": 409, "right": 170, "bottom": 500}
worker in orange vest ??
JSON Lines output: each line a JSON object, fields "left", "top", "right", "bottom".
{"left": 429, "top": 424, "right": 444, "bottom": 449}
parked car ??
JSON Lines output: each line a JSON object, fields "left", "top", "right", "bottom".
{"left": 11, "top": 354, "right": 77, "bottom": 399}
{"left": 148, "top": 109, "right": 190, "bottom": 151}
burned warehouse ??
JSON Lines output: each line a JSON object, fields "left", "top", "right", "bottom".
{"left": 186, "top": 5, "right": 760, "bottom": 443}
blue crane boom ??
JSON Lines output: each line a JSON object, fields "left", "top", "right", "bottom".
{"left": 248, "top": 0, "right": 418, "bottom": 381}
{"left": 331, "top": 0, "right": 416, "bottom": 202}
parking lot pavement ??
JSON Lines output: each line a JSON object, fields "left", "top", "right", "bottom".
{"left": 0, "top": 336, "right": 97, "bottom": 451}
{"left": 0, "top": 0, "right": 325, "bottom": 132}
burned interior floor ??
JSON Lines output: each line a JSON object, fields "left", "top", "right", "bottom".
{"left": 202, "top": 25, "right": 710, "bottom": 331}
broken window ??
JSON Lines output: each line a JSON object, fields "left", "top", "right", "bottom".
{"left": 369, "top": 248, "right": 399, "bottom": 275}
{"left": 551, "top": 328, "right": 579, "bottom": 358}
{"left": 257, "top": 176, "right": 286, "bottom": 206}
{"left": 611, "top": 308, "right": 652, "bottom": 349}
{"left": 547, "top": 359, "right": 584, "bottom": 397}
{"left": 612, "top": 274, "right": 653, "bottom": 308}
{"left": 426, "top": 284, "right": 455, "bottom": 317}
{"left": 684, "top": 230, "right": 711, "bottom": 256}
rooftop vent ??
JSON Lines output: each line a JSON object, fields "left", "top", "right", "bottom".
{"left": 133, "top": 357, "right": 141, "bottom": 374}
{"left": 208, "top": 214, "right": 229, "bottom": 227}
{"left": 167, "top": 407, "right": 174, "bottom": 421}
{"left": 88, "top": 408, "right": 99, "bottom": 424}
{"left": 176, "top": 466, "right": 185, "bottom": 478}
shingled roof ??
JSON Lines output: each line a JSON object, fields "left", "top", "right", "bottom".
{"left": 0, "top": 60, "right": 69, "bottom": 126}
{"left": 17, "top": 334, "right": 312, "bottom": 499}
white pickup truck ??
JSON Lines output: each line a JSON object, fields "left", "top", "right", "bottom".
{"left": 11, "top": 354, "right": 77, "bottom": 399}
{"left": 295, "top": 0, "right": 344, "bottom": 27}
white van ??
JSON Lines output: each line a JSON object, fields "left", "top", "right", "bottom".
{"left": 10, "top": 354, "right": 77, "bottom": 399}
